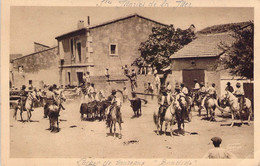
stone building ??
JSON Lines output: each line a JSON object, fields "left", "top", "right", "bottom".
{"left": 169, "top": 32, "right": 235, "bottom": 96}
{"left": 10, "top": 42, "right": 58, "bottom": 89}
{"left": 55, "top": 13, "right": 167, "bottom": 86}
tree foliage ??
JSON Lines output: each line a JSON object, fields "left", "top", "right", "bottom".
{"left": 219, "top": 22, "right": 254, "bottom": 79}
{"left": 133, "top": 25, "right": 196, "bottom": 72}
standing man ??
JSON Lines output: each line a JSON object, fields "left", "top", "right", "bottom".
{"left": 233, "top": 82, "right": 245, "bottom": 112}
{"left": 105, "top": 68, "right": 110, "bottom": 80}
{"left": 225, "top": 82, "right": 234, "bottom": 93}
{"left": 122, "top": 86, "right": 128, "bottom": 103}
{"left": 154, "top": 73, "right": 161, "bottom": 94}
{"left": 130, "top": 69, "right": 138, "bottom": 91}
{"left": 147, "top": 82, "right": 154, "bottom": 100}
{"left": 203, "top": 137, "right": 236, "bottom": 159}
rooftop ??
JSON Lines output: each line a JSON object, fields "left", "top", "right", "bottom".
{"left": 170, "top": 33, "right": 235, "bottom": 59}
{"left": 55, "top": 13, "right": 168, "bottom": 40}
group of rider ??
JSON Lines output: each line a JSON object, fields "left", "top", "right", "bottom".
{"left": 18, "top": 84, "right": 65, "bottom": 118}
{"left": 159, "top": 79, "right": 245, "bottom": 114}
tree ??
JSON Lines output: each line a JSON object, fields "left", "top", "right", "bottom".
{"left": 133, "top": 24, "right": 196, "bottom": 72}
{"left": 219, "top": 22, "right": 254, "bottom": 79}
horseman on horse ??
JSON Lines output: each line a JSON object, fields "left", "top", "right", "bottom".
{"left": 201, "top": 83, "right": 217, "bottom": 110}
{"left": 44, "top": 86, "right": 56, "bottom": 118}
{"left": 106, "top": 89, "right": 123, "bottom": 124}
{"left": 233, "top": 82, "right": 245, "bottom": 113}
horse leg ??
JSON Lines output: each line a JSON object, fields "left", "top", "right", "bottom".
{"left": 13, "top": 107, "right": 18, "bottom": 120}
{"left": 81, "top": 113, "right": 84, "bottom": 121}
{"left": 239, "top": 111, "right": 243, "bottom": 126}
{"left": 20, "top": 108, "right": 24, "bottom": 122}
{"left": 247, "top": 107, "right": 252, "bottom": 126}
{"left": 57, "top": 116, "right": 59, "bottom": 132}
{"left": 231, "top": 112, "right": 235, "bottom": 127}
{"left": 114, "top": 122, "right": 116, "bottom": 137}
{"left": 165, "top": 122, "right": 168, "bottom": 135}
{"left": 118, "top": 122, "right": 122, "bottom": 139}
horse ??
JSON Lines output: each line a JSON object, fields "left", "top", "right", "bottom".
{"left": 223, "top": 90, "right": 253, "bottom": 127}
{"left": 13, "top": 92, "right": 38, "bottom": 122}
{"left": 204, "top": 96, "right": 217, "bottom": 121}
{"left": 175, "top": 95, "right": 189, "bottom": 133}
{"left": 106, "top": 98, "right": 122, "bottom": 138}
{"left": 191, "top": 91, "right": 203, "bottom": 116}
{"left": 153, "top": 101, "right": 177, "bottom": 136}
{"left": 48, "top": 92, "right": 66, "bottom": 132}
{"left": 95, "top": 90, "right": 107, "bottom": 120}
{"left": 129, "top": 98, "right": 147, "bottom": 117}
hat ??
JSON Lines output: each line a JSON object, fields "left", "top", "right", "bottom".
{"left": 22, "top": 85, "right": 26, "bottom": 90}
{"left": 194, "top": 79, "right": 198, "bottom": 82}
{"left": 111, "top": 89, "right": 116, "bottom": 94}
{"left": 175, "top": 84, "right": 180, "bottom": 90}
{"left": 211, "top": 137, "right": 222, "bottom": 144}
{"left": 200, "top": 82, "right": 204, "bottom": 86}
{"left": 181, "top": 83, "right": 184, "bottom": 87}
{"left": 227, "top": 82, "right": 231, "bottom": 86}
{"left": 236, "top": 82, "right": 241, "bottom": 87}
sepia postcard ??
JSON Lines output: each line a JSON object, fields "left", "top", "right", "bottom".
{"left": 1, "top": 0, "right": 260, "bottom": 165}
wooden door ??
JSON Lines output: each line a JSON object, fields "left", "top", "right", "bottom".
{"left": 182, "top": 69, "right": 205, "bottom": 90}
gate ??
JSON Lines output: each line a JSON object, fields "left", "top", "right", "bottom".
{"left": 182, "top": 69, "right": 205, "bottom": 90}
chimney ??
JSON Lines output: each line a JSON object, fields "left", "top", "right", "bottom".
{"left": 77, "top": 20, "right": 85, "bottom": 29}
{"left": 87, "top": 16, "right": 90, "bottom": 25}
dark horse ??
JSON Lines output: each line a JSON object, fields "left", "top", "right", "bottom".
{"left": 80, "top": 101, "right": 98, "bottom": 120}
{"left": 47, "top": 93, "right": 66, "bottom": 132}
{"left": 129, "top": 98, "right": 148, "bottom": 117}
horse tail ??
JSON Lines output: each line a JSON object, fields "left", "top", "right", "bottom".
{"left": 153, "top": 111, "right": 158, "bottom": 125}
{"left": 214, "top": 99, "right": 227, "bottom": 113}
{"left": 140, "top": 99, "right": 148, "bottom": 104}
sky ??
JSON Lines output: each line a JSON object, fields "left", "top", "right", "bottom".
{"left": 10, "top": 7, "right": 253, "bottom": 55}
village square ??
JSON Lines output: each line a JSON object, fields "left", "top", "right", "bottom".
{"left": 8, "top": 7, "right": 254, "bottom": 159}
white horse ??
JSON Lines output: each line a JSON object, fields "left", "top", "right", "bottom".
{"left": 14, "top": 92, "right": 38, "bottom": 122}
{"left": 224, "top": 90, "right": 253, "bottom": 127}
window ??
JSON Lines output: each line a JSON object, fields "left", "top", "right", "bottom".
{"left": 70, "top": 39, "right": 74, "bottom": 55}
{"left": 77, "top": 42, "right": 81, "bottom": 62}
{"left": 109, "top": 44, "right": 118, "bottom": 55}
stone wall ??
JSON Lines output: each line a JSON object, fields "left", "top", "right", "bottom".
{"left": 89, "top": 16, "right": 165, "bottom": 76}
{"left": 11, "top": 47, "right": 59, "bottom": 88}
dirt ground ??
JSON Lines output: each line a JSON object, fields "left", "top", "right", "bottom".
{"left": 10, "top": 96, "right": 254, "bottom": 158}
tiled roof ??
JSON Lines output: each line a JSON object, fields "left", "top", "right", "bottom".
{"left": 55, "top": 13, "right": 167, "bottom": 40}
{"left": 170, "top": 33, "right": 235, "bottom": 59}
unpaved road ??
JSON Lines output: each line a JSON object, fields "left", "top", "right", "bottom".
{"left": 10, "top": 97, "right": 253, "bottom": 158}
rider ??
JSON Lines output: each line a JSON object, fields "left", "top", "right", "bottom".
{"left": 106, "top": 89, "right": 123, "bottom": 123}
{"left": 199, "top": 82, "right": 207, "bottom": 109}
{"left": 193, "top": 79, "right": 200, "bottom": 99}
{"left": 233, "top": 82, "right": 245, "bottom": 112}
{"left": 180, "top": 83, "right": 190, "bottom": 106}
{"left": 225, "top": 82, "right": 234, "bottom": 93}
{"left": 201, "top": 83, "right": 217, "bottom": 109}
{"left": 19, "top": 85, "right": 28, "bottom": 112}
{"left": 160, "top": 81, "right": 172, "bottom": 106}
{"left": 44, "top": 86, "right": 56, "bottom": 118}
